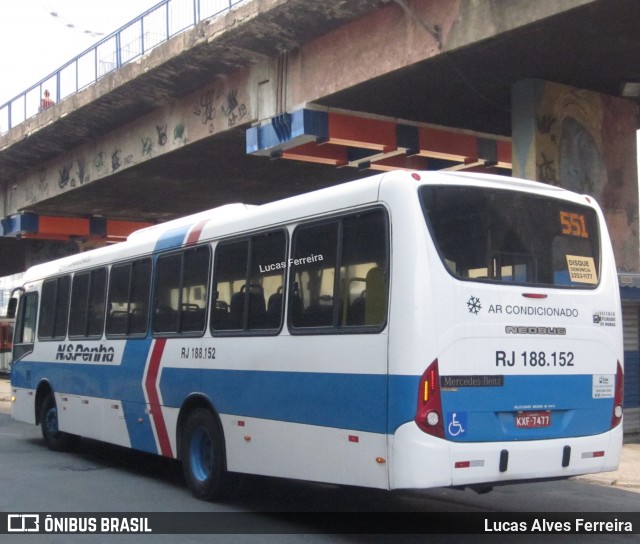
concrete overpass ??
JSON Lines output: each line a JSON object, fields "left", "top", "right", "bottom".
{"left": 0, "top": 0, "right": 639, "bottom": 275}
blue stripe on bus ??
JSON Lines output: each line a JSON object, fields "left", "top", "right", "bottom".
{"left": 12, "top": 358, "right": 614, "bottom": 443}
{"left": 12, "top": 360, "right": 411, "bottom": 435}
{"left": 11, "top": 339, "right": 159, "bottom": 453}
{"left": 13, "top": 361, "right": 109, "bottom": 398}
{"left": 154, "top": 225, "right": 192, "bottom": 252}
{"left": 118, "top": 338, "right": 156, "bottom": 452}
{"left": 104, "top": 226, "right": 193, "bottom": 453}
{"left": 108, "top": 226, "right": 193, "bottom": 453}
{"left": 161, "top": 368, "right": 402, "bottom": 434}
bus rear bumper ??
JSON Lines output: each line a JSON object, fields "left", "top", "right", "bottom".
{"left": 390, "top": 421, "right": 623, "bottom": 490}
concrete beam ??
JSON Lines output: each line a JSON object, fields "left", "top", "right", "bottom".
{"left": 285, "top": 0, "right": 597, "bottom": 109}
{"left": 1, "top": 65, "right": 260, "bottom": 220}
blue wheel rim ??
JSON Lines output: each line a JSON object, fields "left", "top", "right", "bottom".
{"left": 44, "top": 405, "right": 59, "bottom": 437}
{"left": 190, "top": 427, "right": 213, "bottom": 482}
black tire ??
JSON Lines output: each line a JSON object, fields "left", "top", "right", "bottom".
{"left": 181, "top": 408, "right": 231, "bottom": 501}
{"left": 40, "top": 394, "right": 80, "bottom": 452}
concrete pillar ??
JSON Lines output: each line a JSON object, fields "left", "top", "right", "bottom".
{"left": 512, "top": 79, "right": 639, "bottom": 273}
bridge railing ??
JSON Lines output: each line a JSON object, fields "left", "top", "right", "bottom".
{"left": 0, "top": 0, "right": 247, "bottom": 135}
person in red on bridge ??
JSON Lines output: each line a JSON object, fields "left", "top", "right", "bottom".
{"left": 39, "top": 89, "right": 54, "bottom": 112}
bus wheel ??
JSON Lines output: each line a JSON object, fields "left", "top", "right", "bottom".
{"left": 181, "top": 408, "right": 230, "bottom": 501}
{"left": 40, "top": 394, "right": 80, "bottom": 452}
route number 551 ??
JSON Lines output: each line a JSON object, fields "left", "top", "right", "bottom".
{"left": 560, "top": 211, "right": 589, "bottom": 238}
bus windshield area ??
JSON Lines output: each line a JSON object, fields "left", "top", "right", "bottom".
{"left": 420, "top": 185, "right": 601, "bottom": 288}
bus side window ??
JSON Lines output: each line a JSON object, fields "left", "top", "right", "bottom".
{"left": 38, "top": 276, "right": 71, "bottom": 340}
{"left": 153, "top": 245, "right": 210, "bottom": 335}
{"left": 69, "top": 268, "right": 107, "bottom": 338}
{"left": 211, "top": 230, "right": 286, "bottom": 333}
{"left": 130, "top": 260, "right": 151, "bottom": 334}
{"left": 212, "top": 240, "right": 248, "bottom": 331}
{"left": 154, "top": 253, "right": 181, "bottom": 333}
{"left": 289, "top": 222, "right": 338, "bottom": 328}
{"left": 106, "top": 259, "right": 151, "bottom": 337}
{"left": 249, "top": 231, "right": 286, "bottom": 330}
{"left": 88, "top": 269, "right": 108, "bottom": 336}
{"left": 181, "top": 246, "right": 210, "bottom": 332}
{"left": 289, "top": 208, "right": 388, "bottom": 332}
{"left": 340, "top": 210, "right": 388, "bottom": 327}
{"left": 13, "top": 292, "right": 38, "bottom": 361}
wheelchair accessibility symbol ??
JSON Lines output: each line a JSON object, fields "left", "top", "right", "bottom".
{"left": 447, "top": 412, "right": 467, "bottom": 437}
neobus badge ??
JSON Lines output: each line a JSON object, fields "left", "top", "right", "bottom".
{"left": 505, "top": 326, "right": 567, "bottom": 335}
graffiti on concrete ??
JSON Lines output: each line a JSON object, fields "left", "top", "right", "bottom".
{"left": 142, "top": 136, "right": 153, "bottom": 157}
{"left": 94, "top": 151, "right": 106, "bottom": 171}
{"left": 12, "top": 70, "right": 253, "bottom": 214}
{"left": 76, "top": 157, "right": 88, "bottom": 185}
{"left": 58, "top": 163, "right": 73, "bottom": 189}
{"left": 537, "top": 151, "right": 557, "bottom": 185}
{"left": 173, "top": 123, "right": 187, "bottom": 144}
{"left": 156, "top": 124, "right": 168, "bottom": 146}
{"left": 194, "top": 86, "right": 247, "bottom": 131}
{"left": 221, "top": 88, "right": 247, "bottom": 127}
{"left": 194, "top": 89, "right": 216, "bottom": 128}
{"left": 111, "top": 149, "right": 122, "bottom": 172}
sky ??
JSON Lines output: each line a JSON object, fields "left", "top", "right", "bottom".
{"left": 0, "top": 0, "right": 161, "bottom": 105}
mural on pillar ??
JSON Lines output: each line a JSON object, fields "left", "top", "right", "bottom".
{"left": 516, "top": 80, "right": 639, "bottom": 272}
{"left": 15, "top": 69, "right": 252, "bottom": 212}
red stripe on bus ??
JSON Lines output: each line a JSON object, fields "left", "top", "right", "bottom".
{"left": 185, "top": 220, "right": 208, "bottom": 245}
{"left": 145, "top": 338, "right": 173, "bottom": 457}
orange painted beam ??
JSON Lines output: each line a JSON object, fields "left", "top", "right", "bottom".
{"left": 327, "top": 113, "right": 396, "bottom": 152}
{"left": 418, "top": 127, "right": 478, "bottom": 161}
{"left": 37, "top": 216, "right": 90, "bottom": 237}
{"left": 283, "top": 142, "right": 349, "bottom": 166}
{"left": 367, "top": 154, "right": 431, "bottom": 172}
{"left": 252, "top": 109, "right": 512, "bottom": 172}
{"left": 22, "top": 233, "right": 75, "bottom": 241}
{"left": 458, "top": 164, "right": 507, "bottom": 174}
{"left": 19, "top": 215, "right": 152, "bottom": 243}
{"left": 496, "top": 139, "right": 512, "bottom": 168}
{"left": 106, "top": 220, "right": 153, "bottom": 240}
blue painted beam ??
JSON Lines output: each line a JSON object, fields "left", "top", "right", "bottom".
{"left": 0, "top": 212, "right": 38, "bottom": 237}
{"left": 246, "top": 109, "right": 328, "bottom": 156}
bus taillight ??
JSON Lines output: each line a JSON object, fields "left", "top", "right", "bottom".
{"left": 611, "top": 361, "right": 624, "bottom": 429}
{"left": 415, "top": 359, "right": 444, "bottom": 438}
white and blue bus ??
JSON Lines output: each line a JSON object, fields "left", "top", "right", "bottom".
{"left": 10, "top": 170, "right": 623, "bottom": 499}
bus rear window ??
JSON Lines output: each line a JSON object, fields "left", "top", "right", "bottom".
{"left": 420, "top": 185, "right": 601, "bottom": 288}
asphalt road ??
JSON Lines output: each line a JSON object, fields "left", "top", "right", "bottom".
{"left": 1, "top": 408, "right": 638, "bottom": 544}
